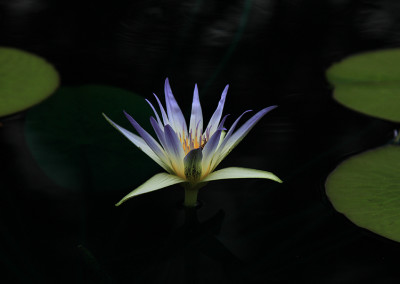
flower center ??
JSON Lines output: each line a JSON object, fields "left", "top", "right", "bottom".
{"left": 178, "top": 126, "right": 212, "bottom": 155}
{"left": 180, "top": 134, "right": 208, "bottom": 155}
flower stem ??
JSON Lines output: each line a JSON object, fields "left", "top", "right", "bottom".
{"left": 184, "top": 185, "right": 199, "bottom": 207}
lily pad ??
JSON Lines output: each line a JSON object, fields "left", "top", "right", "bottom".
{"left": 326, "top": 145, "right": 400, "bottom": 242}
{"left": 327, "top": 48, "right": 400, "bottom": 123}
{"left": 25, "top": 85, "right": 158, "bottom": 192}
{"left": 0, "top": 47, "right": 59, "bottom": 117}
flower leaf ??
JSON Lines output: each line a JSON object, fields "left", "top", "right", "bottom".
{"left": 0, "top": 47, "right": 59, "bottom": 117}
{"left": 25, "top": 85, "right": 158, "bottom": 192}
{"left": 327, "top": 48, "right": 400, "bottom": 123}
{"left": 326, "top": 145, "right": 400, "bottom": 243}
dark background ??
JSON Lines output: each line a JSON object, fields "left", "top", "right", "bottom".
{"left": 1, "top": 0, "right": 400, "bottom": 283}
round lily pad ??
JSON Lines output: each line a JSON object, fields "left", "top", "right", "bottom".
{"left": 326, "top": 145, "right": 400, "bottom": 242}
{"left": 327, "top": 48, "right": 400, "bottom": 123}
{"left": 25, "top": 85, "right": 158, "bottom": 192}
{"left": 0, "top": 47, "right": 59, "bottom": 117}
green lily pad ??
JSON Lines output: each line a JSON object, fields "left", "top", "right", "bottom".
{"left": 25, "top": 85, "right": 158, "bottom": 192}
{"left": 327, "top": 48, "right": 400, "bottom": 123}
{"left": 0, "top": 47, "right": 59, "bottom": 117}
{"left": 326, "top": 145, "right": 400, "bottom": 242}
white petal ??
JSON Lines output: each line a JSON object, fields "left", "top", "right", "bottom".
{"left": 202, "top": 167, "right": 282, "bottom": 183}
{"left": 164, "top": 78, "right": 188, "bottom": 138}
{"left": 189, "top": 84, "right": 203, "bottom": 143}
{"left": 201, "top": 129, "right": 222, "bottom": 176}
{"left": 146, "top": 99, "right": 163, "bottom": 128}
{"left": 115, "top": 173, "right": 185, "bottom": 206}
{"left": 153, "top": 93, "right": 170, "bottom": 126}
{"left": 163, "top": 124, "right": 185, "bottom": 177}
{"left": 217, "top": 130, "right": 226, "bottom": 149}
{"left": 103, "top": 113, "right": 170, "bottom": 171}
{"left": 204, "top": 85, "right": 228, "bottom": 138}
{"left": 123, "top": 111, "right": 173, "bottom": 172}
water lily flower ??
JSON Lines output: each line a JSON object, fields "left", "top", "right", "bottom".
{"left": 103, "top": 78, "right": 281, "bottom": 207}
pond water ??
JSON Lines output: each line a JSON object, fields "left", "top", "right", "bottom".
{"left": 1, "top": 0, "right": 400, "bottom": 283}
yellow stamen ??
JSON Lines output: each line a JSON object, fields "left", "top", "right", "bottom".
{"left": 180, "top": 133, "right": 208, "bottom": 155}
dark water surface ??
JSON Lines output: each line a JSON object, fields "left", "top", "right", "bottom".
{"left": 1, "top": 0, "right": 400, "bottom": 283}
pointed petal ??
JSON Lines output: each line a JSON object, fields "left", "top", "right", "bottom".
{"left": 223, "top": 106, "right": 277, "bottom": 150}
{"left": 219, "top": 110, "right": 252, "bottom": 149}
{"left": 204, "top": 84, "right": 229, "bottom": 137}
{"left": 217, "top": 130, "right": 226, "bottom": 149}
{"left": 201, "top": 129, "right": 222, "bottom": 175}
{"left": 202, "top": 167, "right": 282, "bottom": 183}
{"left": 189, "top": 84, "right": 203, "bottom": 143}
{"left": 153, "top": 93, "right": 169, "bottom": 125}
{"left": 164, "top": 78, "right": 188, "bottom": 137}
{"left": 150, "top": 116, "right": 166, "bottom": 148}
{"left": 217, "top": 114, "right": 229, "bottom": 130}
{"left": 115, "top": 173, "right": 185, "bottom": 206}
{"left": 103, "top": 113, "right": 169, "bottom": 171}
{"left": 200, "top": 114, "right": 229, "bottom": 175}
{"left": 146, "top": 99, "right": 163, "bottom": 128}
{"left": 184, "top": 148, "right": 203, "bottom": 182}
{"left": 203, "top": 110, "right": 249, "bottom": 171}
{"left": 211, "top": 106, "right": 277, "bottom": 171}
{"left": 209, "top": 110, "right": 251, "bottom": 168}
{"left": 150, "top": 117, "right": 178, "bottom": 173}
{"left": 163, "top": 124, "right": 185, "bottom": 177}
{"left": 123, "top": 111, "right": 171, "bottom": 169}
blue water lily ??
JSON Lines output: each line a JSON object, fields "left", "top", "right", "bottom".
{"left": 104, "top": 78, "right": 282, "bottom": 207}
